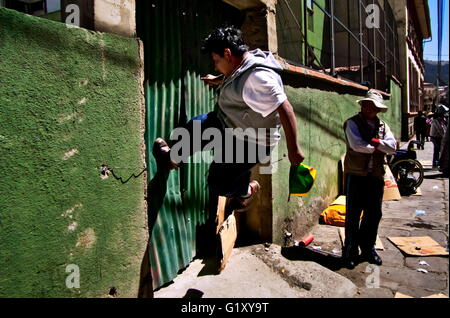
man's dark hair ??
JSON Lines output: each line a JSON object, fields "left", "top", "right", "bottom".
{"left": 201, "top": 27, "right": 248, "bottom": 57}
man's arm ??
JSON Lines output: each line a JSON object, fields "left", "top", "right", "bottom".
{"left": 369, "top": 124, "right": 397, "bottom": 155}
{"left": 201, "top": 74, "right": 224, "bottom": 86}
{"left": 277, "top": 100, "right": 305, "bottom": 165}
{"left": 346, "top": 120, "right": 396, "bottom": 155}
{"left": 345, "top": 120, "right": 377, "bottom": 154}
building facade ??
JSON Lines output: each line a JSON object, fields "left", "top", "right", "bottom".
{"left": 389, "top": 0, "right": 431, "bottom": 140}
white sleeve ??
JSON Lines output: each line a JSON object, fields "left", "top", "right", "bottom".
{"left": 242, "top": 69, "right": 287, "bottom": 117}
{"left": 377, "top": 123, "right": 397, "bottom": 154}
{"left": 345, "top": 120, "right": 376, "bottom": 154}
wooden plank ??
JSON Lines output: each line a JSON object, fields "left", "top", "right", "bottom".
{"left": 218, "top": 213, "right": 238, "bottom": 272}
{"left": 216, "top": 196, "right": 227, "bottom": 234}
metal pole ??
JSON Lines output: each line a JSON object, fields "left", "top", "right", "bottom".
{"left": 358, "top": 0, "right": 363, "bottom": 84}
{"left": 304, "top": 0, "right": 308, "bottom": 65}
{"left": 330, "top": 0, "right": 336, "bottom": 76}
{"left": 384, "top": 0, "right": 387, "bottom": 88}
{"left": 373, "top": 0, "right": 377, "bottom": 89}
{"left": 347, "top": 0, "right": 350, "bottom": 73}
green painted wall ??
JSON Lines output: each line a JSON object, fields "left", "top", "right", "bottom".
{"left": 271, "top": 84, "right": 402, "bottom": 245}
{"left": 276, "top": 0, "right": 327, "bottom": 66}
{"left": 385, "top": 79, "right": 403, "bottom": 139}
{"left": 0, "top": 8, "right": 146, "bottom": 297}
{"left": 306, "top": 0, "right": 326, "bottom": 63}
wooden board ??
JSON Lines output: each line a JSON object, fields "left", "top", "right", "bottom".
{"left": 218, "top": 213, "right": 237, "bottom": 272}
{"left": 387, "top": 236, "right": 449, "bottom": 256}
{"left": 216, "top": 196, "right": 227, "bottom": 234}
{"left": 216, "top": 196, "right": 238, "bottom": 272}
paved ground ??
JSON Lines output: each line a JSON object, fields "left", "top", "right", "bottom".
{"left": 154, "top": 140, "right": 448, "bottom": 298}
{"left": 310, "top": 139, "right": 449, "bottom": 298}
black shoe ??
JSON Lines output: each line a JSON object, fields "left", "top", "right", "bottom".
{"left": 342, "top": 258, "right": 357, "bottom": 269}
{"left": 360, "top": 250, "right": 382, "bottom": 266}
{"left": 152, "top": 138, "right": 179, "bottom": 170}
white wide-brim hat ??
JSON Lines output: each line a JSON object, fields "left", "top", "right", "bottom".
{"left": 357, "top": 89, "right": 388, "bottom": 113}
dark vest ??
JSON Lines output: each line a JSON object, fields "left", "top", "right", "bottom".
{"left": 343, "top": 114, "right": 387, "bottom": 179}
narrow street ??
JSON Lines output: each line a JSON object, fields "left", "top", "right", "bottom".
{"left": 155, "top": 140, "right": 448, "bottom": 298}
{"left": 311, "top": 139, "right": 449, "bottom": 298}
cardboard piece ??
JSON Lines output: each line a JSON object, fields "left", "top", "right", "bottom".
{"left": 215, "top": 196, "right": 238, "bottom": 272}
{"left": 339, "top": 228, "right": 384, "bottom": 250}
{"left": 383, "top": 165, "right": 402, "bottom": 201}
{"left": 217, "top": 213, "right": 237, "bottom": 272}
{"left": 387, "top": 236, "right": 449, "bottom": 256}
{"left": 215, "top": 196, "right": 227, "bottom": 234}
{"left": 412, "top": 187, "right": 422, "bottom": 196}
{"left": 331, "top": 195, "right": 346, "bottom": 206}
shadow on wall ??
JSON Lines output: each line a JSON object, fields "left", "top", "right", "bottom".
{"left": 137, "top": 167, "right": 170, "bottom": 298}
{"left": 137, "top": 158, "right": 219, "bottom": 297}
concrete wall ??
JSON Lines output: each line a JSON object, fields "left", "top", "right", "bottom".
{"left": 94, "top": 0, "right": 136, "bottom": 37}
{"left": 0, "top": 8, "right": 147, "bottom": 297}
{"left": 60, "top": 0, "right": 135, "bottom": 37}
{"left": 270, "top": 85, "right": 402, "bottom": 245}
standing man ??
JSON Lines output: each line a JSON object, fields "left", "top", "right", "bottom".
{"left": 430, "top": 107, "right": 447, "bottom": 168}
{"left": 414, "top": 111, "right": 426, "bottom": 150}
{"left": 342, "top": 90, "right": 397, "bottom": 269}
{"left": 153, "top": 26, "right": 305, "bottom": 210}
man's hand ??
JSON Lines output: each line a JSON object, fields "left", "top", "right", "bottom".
{"left": 288, "top": 147, "right": 305, "bottom": 166}
{"left": 201, "top": 74, "right": 224, "bottom": 86}
{"left": 370, "top": 138, "right": 381, "bottom": 148}
{"left": 277, "top": 100, "right": 306, "bottom": 166}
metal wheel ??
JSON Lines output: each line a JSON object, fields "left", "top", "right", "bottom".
{"left": 391, "top": 159, "right": 424, "bottom": 189}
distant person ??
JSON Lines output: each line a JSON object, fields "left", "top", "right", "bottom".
{"left": 439, "top": 119, "right": 449, "bottom": 177}
{"left": 430, "top": 110, "right": 447, "bottom": 167}
{"left": 425, "top": 113, "right": 433, "bottom": 142}
{"left": 414, "top": 111, "right": 426, "bottom": 150}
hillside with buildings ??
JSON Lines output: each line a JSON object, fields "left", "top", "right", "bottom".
{"left": 425, "top": 60, "right": 449, "bottom": 84}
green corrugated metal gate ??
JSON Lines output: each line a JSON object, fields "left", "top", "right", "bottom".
{"left": 136, "top": 0, "right": 242, "bottom": 289}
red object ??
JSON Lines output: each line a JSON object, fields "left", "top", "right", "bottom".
{"left": 298, "top": 234, "right": 314, "bottom": 247}
{"left": 371, "top": 138, "right": 381, "bottom": 145}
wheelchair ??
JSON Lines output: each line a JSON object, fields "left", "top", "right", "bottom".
{"left": 386, "top": 141, "right": 424, "bottom": 196}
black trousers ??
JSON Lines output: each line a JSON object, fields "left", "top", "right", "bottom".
{"left": 431, "top": 137, "right": 443, "bottom": 167}
{"left": 343, "top": 173, "right": 384, "bottom": 259}
{"left": 416, "top": 131, "right": 425, "bottom": 149}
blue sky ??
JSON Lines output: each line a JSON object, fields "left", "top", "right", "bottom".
{"left": 423, "top": 0, "right": 449, "bottom": 61}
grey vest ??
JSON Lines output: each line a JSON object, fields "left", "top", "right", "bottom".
{"left": 343, "top": 114, "right": 387, "bottom": 179}
{"left": 216, "top": 49, "right": 283, "bottom": 146}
